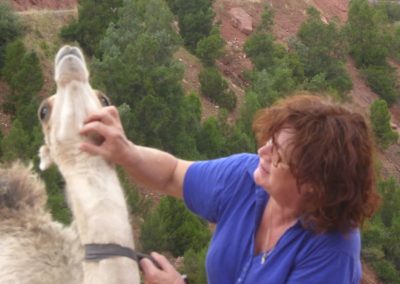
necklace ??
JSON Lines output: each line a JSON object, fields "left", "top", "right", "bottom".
{"left": 260, "top": 204, "right": 274, "bottom": 265}
{"left": 261, "top": 249, "right": 273, "bottom": 264}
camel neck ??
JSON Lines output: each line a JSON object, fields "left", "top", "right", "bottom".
{"left": 63, "top": 164, "right": 134, "bottom": 248}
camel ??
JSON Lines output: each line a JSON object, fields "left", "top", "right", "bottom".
{"left": 0, "top": 45, "right": 140, "bottom": 283}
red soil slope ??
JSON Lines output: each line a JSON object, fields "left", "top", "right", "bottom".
{"left": 9, "top": 0, "right": 77, "bottom": 11}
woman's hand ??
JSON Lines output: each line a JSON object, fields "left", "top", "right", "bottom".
{"left": 140, "top": 252, "right": 185, "bottom": 284}
{"left": 79, "top": 106, "right": 133, "bottom": 166}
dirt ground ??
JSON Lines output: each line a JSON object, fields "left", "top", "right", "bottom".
{"left": 9, "top": 0, "right": 77, "bottom": 11}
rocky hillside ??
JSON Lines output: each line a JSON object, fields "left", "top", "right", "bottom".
{"left": 8, "top": 0, "right": 400, "bottom": 183}
{"left": 6, "top": 0, "right": 396, "bottom": 283}
{"left": 9, "top": 0, "right": 77, "bottom": 11}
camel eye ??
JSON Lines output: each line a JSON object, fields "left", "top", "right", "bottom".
{"left": 38, "top": 104, "right": 50, "bottom": 121}
{"left": 99, "top": 95, "right": 110, "bottom": 107}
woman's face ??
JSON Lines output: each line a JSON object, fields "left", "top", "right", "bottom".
{"left": 253, "top": 129, "right": 303, "bottom": 207}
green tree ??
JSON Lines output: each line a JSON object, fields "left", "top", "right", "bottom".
{"left": 199, "top": 67, "right": 236, "bottom": 111}
{"left": 135, "top": 95, "right": 172, "bottom": 149}
{"left": 140, "top": 197, "right": 211, "bottom": 257}
{"left": 183, "top": 247, "right": 208, "bottom": 284}
{"left": 383, "top": 1, "right": 400, "bottom": 22}
{"left": 215, "top": 110, "right": 255, "bottom": 155}
{"left": 1, "top": 39, "right": 26, "bottom": 86}
{"left": 60, "top": 0, "right": 123, "bottom": 57}
{"left": 370, "top": 99, "right": 398, "bottom": 148}
{"left": 139, "top": 207, "right": 168, "bottom": 252}
{"left": 196, "top": 29, "right": 224, "bottom": 66}
{"left": 0, "top": 3, "right": 23, "bottom": 70}
{"left": 12, "top": 51, "right": 43, "bottom": 104}
{"left": 236, "top": 91, "right": 260, "bottom": 139}
{"left": 364, "top": 66, "right": 398, "bottom": 105}
{"left": 390, "top": 26, "right": 400, "bottom": 61}
{"left": 293, "top": 7, "right": 351, "bottom": 95}
{"left": 244, "top": 33, "right": 276, "bottom": 72}
{"left": 2, "top": 42, "right": 43, "bottom": 115}
{"left": 92, "top": 0, "right": 200, "bottom": 156}
{"left": 363, "top": 177, "right": 400, "bottom": 281}
{"left": 1, "top": 119, "right": 31, "bottom": 162}
{"left": 246, "top": 70, "right": 280, "bottom": 107}
{"left": 197, "top": 117, "right": 225, "bottom": 158}
{"left": 166, "top": 0, "right": 214, "bottom": 51}
{"left": 346, "top": 0, "right": 399, "bottom": 104}
{"left": 378, "top": 177, "right": 400, "bottom": 228}
{"left": 346, "top": 0, "right": 389, "bottom": 67}
{"left": 92, "top": 0, "right": 181, "bottom": 107}
{"left": 256, "top": 4, "right": 274, "bottom": 33}
{"left": 174, "top": 93, "right": 202, "bottom": 159}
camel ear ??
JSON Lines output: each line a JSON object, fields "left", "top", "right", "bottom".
{"left": 39, "top": 145, "right": 53, "bottom": 171}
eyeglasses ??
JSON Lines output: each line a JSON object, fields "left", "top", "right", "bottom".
{"left": 265, "top": 139, "right": 289, "bottom": 168}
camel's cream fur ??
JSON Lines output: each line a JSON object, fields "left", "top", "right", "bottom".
{"left": 0, "top": 162, "right": 83, "bottom": 284}
{"left": 0, "top": 46, "right": 140, "bottom": 283}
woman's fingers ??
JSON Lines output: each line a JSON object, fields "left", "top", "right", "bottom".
{"left": 79, "top": 120, "right": 110, "bottom": 138}
{"left": 83, "top": 106, "right": 119, "bottom": 125}
{"left": 140, "top": 257, "right": 160, "bottom": 276}
{"left": 150, "top": 252, "right": 174, "bottom": 272}
{"left": 140, "top": 252, "right": 185, "bottom": 284}
{"left": 79, "top": 141, "right": 103, "bottom": 156}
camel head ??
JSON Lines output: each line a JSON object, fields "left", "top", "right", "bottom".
{"left": 38, "top": 45, "right": 110, "bottom": 171}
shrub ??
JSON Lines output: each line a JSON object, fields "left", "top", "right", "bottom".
{"left": 0, "top": 3, "right": 23, "bottom": 69}
{"left": 140, "top": 197, "right": 210, "bottom": 257}
{"left": 199, "top": 67, "right": 236, "bottom": 111}
{"left": 370, "top": 99, "right": 398, "bottom": 148}
{"left": 183, "top": 247, "right": 208, "bottom": 284}
{"left": 364, "top": 66, "right": 398, "bottom": 105}
{"left": 196, "top": 31, "right": 224, "bottom": 66}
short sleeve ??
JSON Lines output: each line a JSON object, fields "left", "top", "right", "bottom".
{"left": 287, "top": 250, "right": 361, "bottom": 284}
{"left": 183, "top": 153, "right": 259, "bottom": 223}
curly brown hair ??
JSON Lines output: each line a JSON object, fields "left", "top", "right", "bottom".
{"left": 253, "top": 94, "right": 380, "bottom": 233}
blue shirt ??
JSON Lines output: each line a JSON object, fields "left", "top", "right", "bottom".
{"left": 183, "top": 154, "right": 361, "bottom": 284}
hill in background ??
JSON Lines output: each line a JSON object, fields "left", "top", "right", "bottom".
{"left": 3, "top": 1, "right": 400, "bottom": 282}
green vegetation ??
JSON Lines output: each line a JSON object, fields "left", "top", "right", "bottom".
{"left": 0, "top": 3, "right": 23, "bottom": 70}
{"left": 199, "top": 67, "right": 236, "bottom": 111}
{"left": 1, "top": 0, "right": 400, "bottom": 282}
{"left": 166, "top": 0, "right": 214, "bottom": 51}
{"left": 370, "top": 99, "right": 398, "bottom": 149}
{"left": 0, "top": 33, "right": 70, "bottom": 223}
{"left": 2, "top": 40, "right": 43, "bottom": 120}
{"left": 291, "top": 7, "right": 352, "bottom": 97}
{"left": 347, "top": 0, "right": 389, "bottom": 67}
{"left": 346, "top": 0, "right": 399, "bottom": 105}
{"left": 60, "top": 0, "right": 123, "bottom": 57}
{"left": 363, "top": 177, "right": 400, "bottom": 283}
{"left": 195, "top": 27, "right": 225, "bottom": 66}
{"left": 183, "top": 247, "right": 208, "bottom": 284}
{"left": 140, "top": 197, "right": 211, "bottom": 257}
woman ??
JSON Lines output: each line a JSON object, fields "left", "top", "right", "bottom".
{"left": 79, "top": 94, "right": 380, "bottom": 284}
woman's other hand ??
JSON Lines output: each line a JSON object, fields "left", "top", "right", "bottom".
{"left": 140, "top": 252, "right": 185, "bottom": 284}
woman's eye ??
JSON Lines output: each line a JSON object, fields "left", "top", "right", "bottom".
{"left": 100, "top": 96, "right": 110, "bottom": 106}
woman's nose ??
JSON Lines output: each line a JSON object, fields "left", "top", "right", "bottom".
{"left": 258, "top": 140, "right": 272, "bottom": 156}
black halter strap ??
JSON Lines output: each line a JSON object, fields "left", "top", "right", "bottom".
{"left": 85, "top": 243, "right": 188, "bottom": 282}
{"left": 85, "top": 243, "right": 138, "bottom": 262}
{"left": 84, "top": 243, "right": 160, "bottom": 269}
